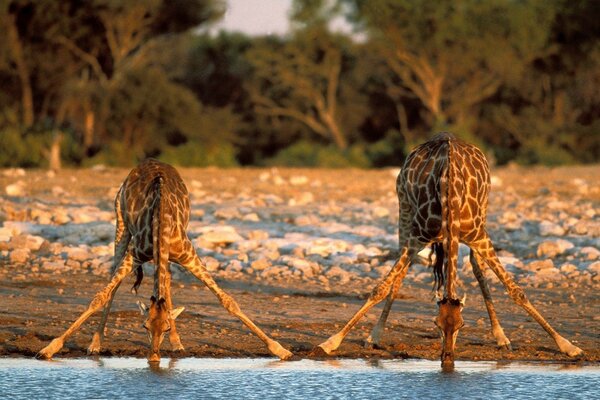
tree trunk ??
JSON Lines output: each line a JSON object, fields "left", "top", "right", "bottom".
{"left": 84, "top": 109, "right": 95, "bottom": 150}
{"left": 6, "top": 13, "right": 34, "bottom": 127}
{"left": 48, "top": 132, "right": 63, "bottom": 171}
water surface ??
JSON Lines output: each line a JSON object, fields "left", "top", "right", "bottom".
{"left": 1, "top": 358, "right": 598, "bottom": 399}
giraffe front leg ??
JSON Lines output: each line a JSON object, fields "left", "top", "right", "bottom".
{"left": 473, "top": 236, "right": 583, "bottom": 358}
{"left": 469, "top": 250, "right": 511, "bottom": 350}
{"left": 315, "top": 246, "right": 414, "bottom": 356}
{"left": 37, "top": 254, "right": 134, "bottom": 360}
{"left": 364, "top": 265, "right": 408, "bottom": 349}
{"left": 164, "top": 264, "right": 184, "bottom": 351}
{"left": 178, "top": 247, "right": 292, "bottom": 360}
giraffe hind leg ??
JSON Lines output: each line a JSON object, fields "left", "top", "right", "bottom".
{"left": 472, "top": 236, "right": 583, "bottom": 357}
{"left": 175, "top": 239, "right": 293, "bottom": 360}
{"left": 469, "top": 249, "right": 511, "bottom": 350}
{"left": 364, "top": 265, "right": 408, "bottom": 349}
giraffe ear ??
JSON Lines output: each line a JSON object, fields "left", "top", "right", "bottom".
{"left": 170, "top": 306, "right": 185, "bottom": 320}
{"left": 138, "top": 301, "right": 149, "bottom": 316}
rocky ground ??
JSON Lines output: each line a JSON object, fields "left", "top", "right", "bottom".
{"left": 0, "top": 164, "right": 598, "bottom": 363}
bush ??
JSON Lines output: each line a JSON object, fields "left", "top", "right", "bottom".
{"left": 159, "top": 141, "right": 239, "bottom": 167}
{"left": 265, "top": 140, "right": 371, "bottom": 168}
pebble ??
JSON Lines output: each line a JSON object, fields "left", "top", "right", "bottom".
{"left": 536, "top": 239, "right": 574, "bottom": 258}
{"left": 539, "top": 221, "right": 566, "bottom": 236}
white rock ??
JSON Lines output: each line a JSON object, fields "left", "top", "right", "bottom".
{"left": 5, "top": 181, "right": 25, "bottom": 196}
{"left": 372, "top": 207, "right": 390, "bottom": 218}
{"left": 289, "top": 175, "right": 309, "bottom": 185}
{"left": 242, "top": 212, "right": 260, "bottom": 222}
{"left": 580, "top": 247, "right": 600, "bottom": 261}
{"left": 9, "top": 248, "right": 30, "bottom": 263}
{"left": 325, "top": 265, "right": 353, "bottom": 284}
{"left": 560, "top": 263, "right": 578, "bottom": 274}
{"left": 214, "top": 207, "right": 240, "bottom": 220}
{"left": 289, "top": 192, "right": 314, "bottom": 206}
{"left": 42, "top": 260, "right": 66, "bottom": 270}
{"left": 64, "top": 246, "right": 92, "bottom": 262}
{"left": 0, "top": 227, "right": 13, "bottom": 242}
{"left": 587, "top": 261, "right": 600, "bottom": 274}
{"left": 524, "top": 259, "right": 555, "bottom": 272}
{"left": 197, "top": 226, "right": 244, "bottom": 245}
{"left": 3, "top": 168, "right": 26, "bottom": 177}
{"left": 490, "top": 175, "right": 502, "bottom": 187}
{"left": 536, "top": 239, "right": 574, "bottom": 258}
{"left": 539, "top": 221, "right": 566, "bottom": 236}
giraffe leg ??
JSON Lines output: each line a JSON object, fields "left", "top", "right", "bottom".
{"left": 364, "top": 264, "right": 408, "bottom": 349}
{"left": 37, "top": 253, "right": 134, "bottom": 360}
{"left": 88, "top": 233, "right": 131, "bottom": 355}
{"left": 469, "top": 249, "right": 511, "bottom": 350}
{"left": 164, "top": 263, "right": 184, "bottom": 351}
{"left": 87, "top": 281, "right": 121, "bottom": 355}
{"left": 314, "top": 244, "right": 416, "bottom": 355}
{"left": 472, "top": 236, "right": 583, "bottom": 357}
{"left": 176, "top": 241, "right": 293, "bottom": 360}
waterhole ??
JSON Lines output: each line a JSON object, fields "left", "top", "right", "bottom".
{"left": 1, "top": 358, "right": 598, "bottom": 399}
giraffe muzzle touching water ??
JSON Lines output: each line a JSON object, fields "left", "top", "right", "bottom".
{"left": 313, "top": 132, "right": 583, "bottom": 366}
{"left": 36, "top": 159, "right": 293, "bottom": 362}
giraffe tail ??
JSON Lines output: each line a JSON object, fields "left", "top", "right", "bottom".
{"left": 439, "top": 137, "right": 462, "bottom": 298}
{"left": 151, "top": 175, "right": 171, "bottom": 301}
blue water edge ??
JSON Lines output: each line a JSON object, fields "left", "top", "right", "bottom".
{"left": 0, "top": 358, "right": 598, "bottom": 400}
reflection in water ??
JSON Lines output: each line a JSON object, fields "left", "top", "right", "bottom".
{"left": 0, "top": 358, "right": 598, "bottom": 400}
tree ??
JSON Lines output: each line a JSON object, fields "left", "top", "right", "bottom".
{"left": 343, "top": 0, "right": 557, "bottom": 140}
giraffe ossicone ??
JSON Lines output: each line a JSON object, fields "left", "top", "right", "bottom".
{"left": 37, "top": 159, "right": 293, "bottom": 362}
{"left": 314, "top": 132, "right": 583, "bottom": 365}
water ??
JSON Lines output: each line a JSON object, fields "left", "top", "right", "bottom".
{"left": 1, "top": 358, "right": 598, "bottom": 400}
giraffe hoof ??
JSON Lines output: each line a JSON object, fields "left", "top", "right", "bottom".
{"left": 171, "top": 344, "right": 185, "bottom": 352}
{"left": 308, "top": 346, "right": 330, "bottom": 358}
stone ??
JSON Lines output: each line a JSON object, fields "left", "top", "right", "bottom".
{"left": 372, "top": 207, "right": 390, "bottom": 218}
{"left": 536, "top": 239, "right": 574, "bottom": 258}
{"left": 289, "top": 192, "right": 314, "bottom": 206}
{"left": 64, "top": 246, "right": 92, "bottom": 262}
{"left": 539, "top": 220, "right": 565, "bottom": 236}
{"left": 9, "top": 248, "right": 30, "bottom": 263}
{"left": 587, "top": 261, "right": 600, "bottom": 275}
{"left": 524, "top": 259, "right": 555, "bottom": 272}
{"left": 560, "top": 263, "right": 578, "bottom": 274}
{"left": 251, "top": 258, "right": 271, "bottom": 271}
{"left": 289, "top": 175, "right": 308, "bottom": 185}
{"left": 242, "top": 213, "right": 260, "bottom": 222}
{"left": 197, "top": 226, "right": 244, "bottom": 245}
{"left": 5, "top": 181, "right": 25, "bottom": 196}
{"left": 325, "top": 265, "right": 353, "bottom": 284}
{"left": 214, "top": 207, "right": 240, "bottom": 220}
{"left": 579, "top": 247, "right": 600, "bottom": 261}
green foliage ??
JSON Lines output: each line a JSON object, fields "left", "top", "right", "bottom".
{"left": 159, "top": 141, "right": 238, "bottom": 167}
{"left": 0, "top": 0, "right": 599, "bottom": 167}
{"left": 265, "top": 140, "right": 370, "bottom": 168}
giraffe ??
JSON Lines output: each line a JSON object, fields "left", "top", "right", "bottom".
{"left": 313, "top": 132, "right": 583, "bottom": 366}
{"left": 37, "top": 159, "right": 293, "bottom": 362}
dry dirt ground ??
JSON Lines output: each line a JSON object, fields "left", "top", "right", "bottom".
{"left": 0, "top": 165, "right": 598, "bottom": 364}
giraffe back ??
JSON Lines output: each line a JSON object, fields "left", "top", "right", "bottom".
{"left": 396, "top": 132, "right": 491, "bottom": 245}
{"left": 116, "top": 159, "right": 190, "bottom": 262}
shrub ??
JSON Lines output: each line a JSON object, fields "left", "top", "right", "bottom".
{"left": 265, "top": 140, "right": 371, "bottom": 168}
{"left": 159, "top": 141, "right": 239, "bottom": 167}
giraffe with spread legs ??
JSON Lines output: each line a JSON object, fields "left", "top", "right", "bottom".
{"left": 314, "top": 132, "right": 583, "bottom": 366}
{"left": 37, "top": 159, "right": 293, "bottom": 362}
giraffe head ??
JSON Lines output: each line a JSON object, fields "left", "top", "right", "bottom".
{"left": 138, "top": 296, "right": 184, "bottom": 362}
{"left": 435, "top": 295, "right": 466, "bottom": 367}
